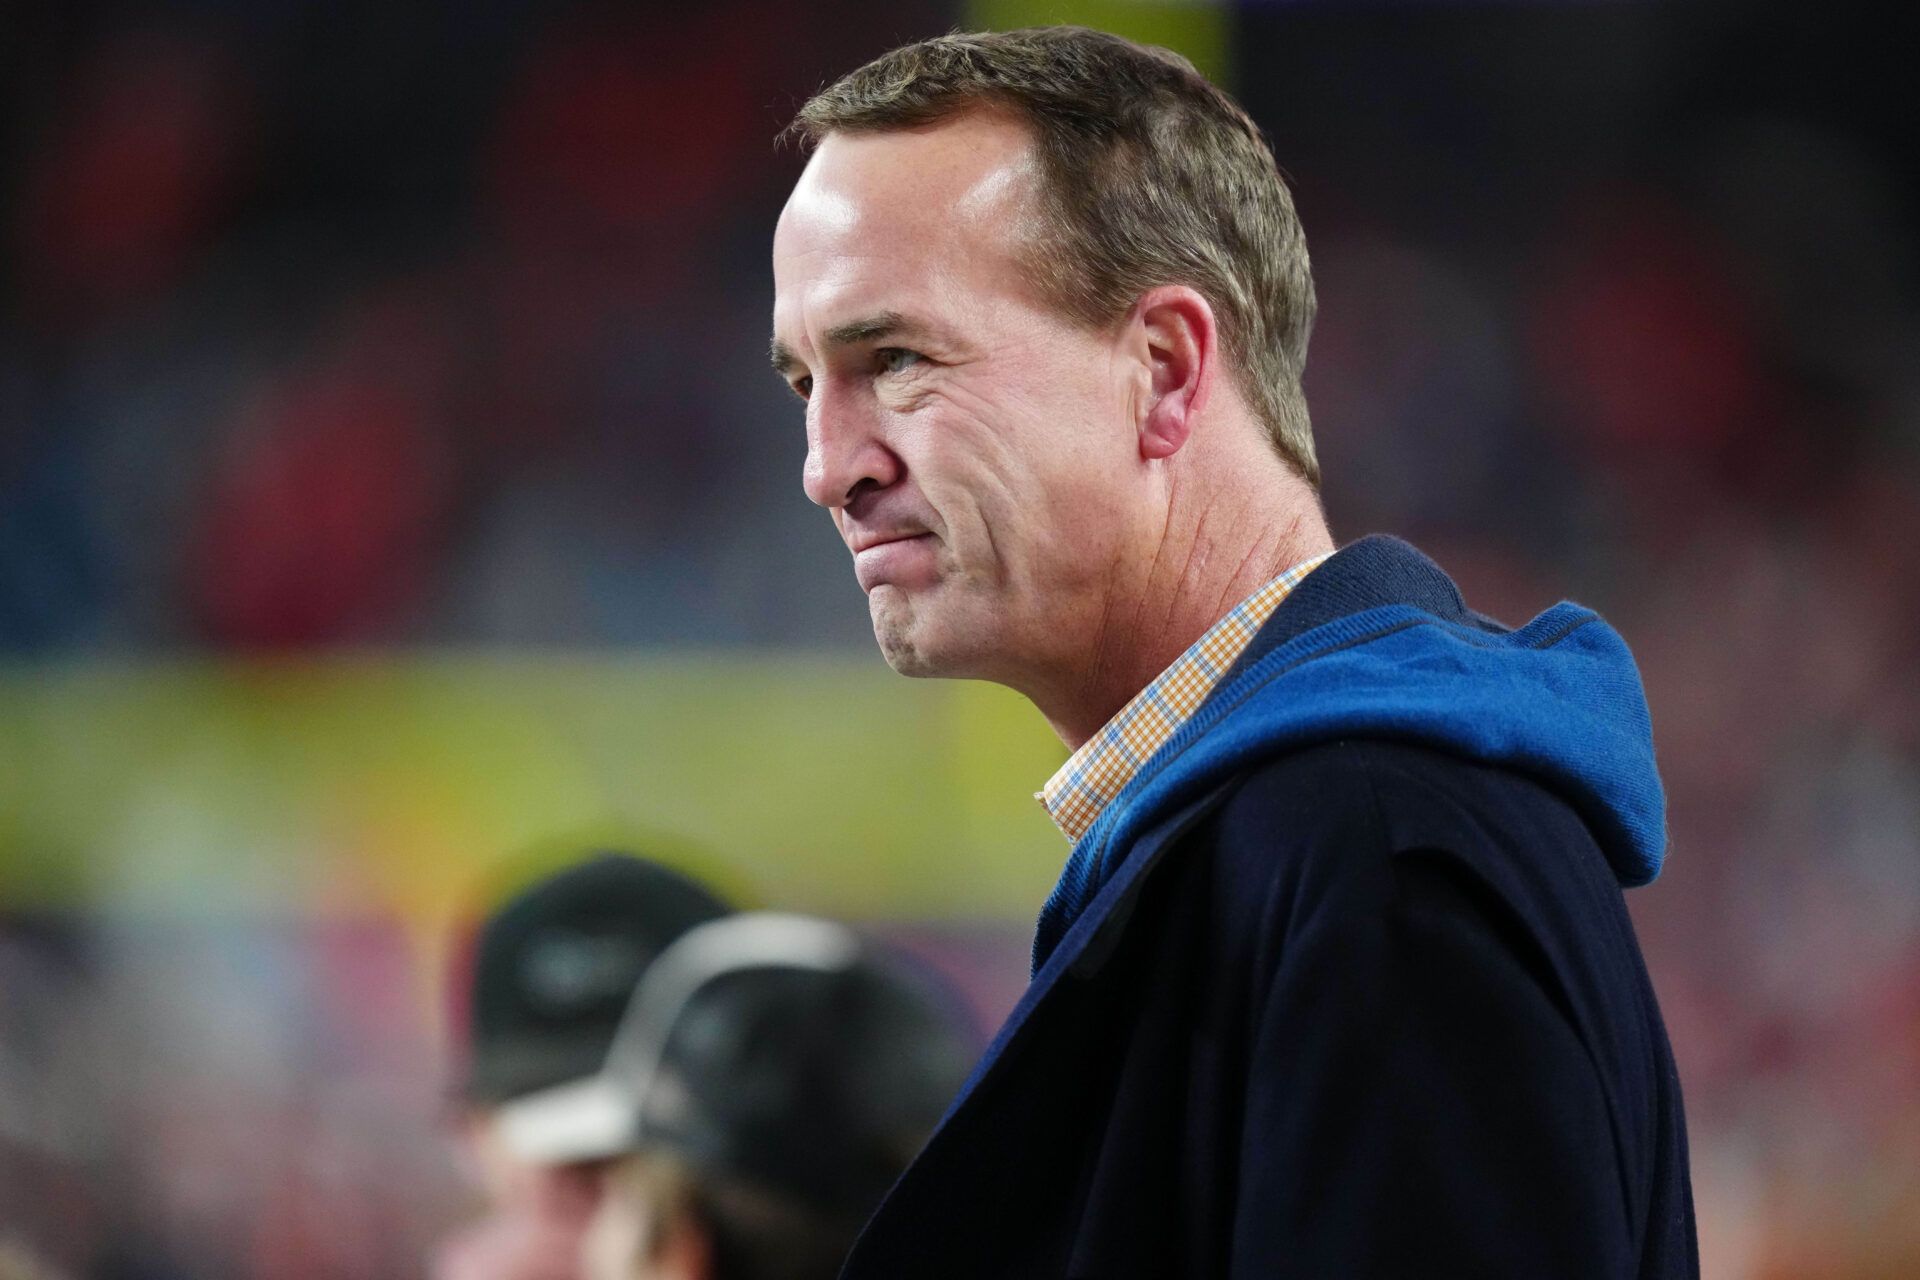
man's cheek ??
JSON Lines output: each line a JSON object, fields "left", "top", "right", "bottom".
{"left": 911, "top": 382, "right": 1024, "bottom": 467}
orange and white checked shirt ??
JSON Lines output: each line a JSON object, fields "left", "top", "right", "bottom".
{"left": 1038, "top": 551, "right": 1334, "bottom": 843}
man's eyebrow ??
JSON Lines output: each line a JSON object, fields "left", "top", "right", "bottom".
{"left": 825, "top": 311, "right": 917, "bottom": 348}
{"left": 770, "top": 337, "right": 800, "bottom": 376}
{"left": 769, "top": 311, "right": 927, "bottom": 377}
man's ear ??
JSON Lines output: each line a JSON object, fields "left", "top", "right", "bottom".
{"left": 1130, "top": 285, "right": 1218, "bottom": 461}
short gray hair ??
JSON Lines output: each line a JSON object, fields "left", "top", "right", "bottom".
{"left": 787, "top": 26, "right": 1320, "bottom": 483}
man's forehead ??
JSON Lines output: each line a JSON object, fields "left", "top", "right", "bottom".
{"left": 772, "top": 115, "right": 1042, "bottom": 361}
{"left": 785, "top": 110, "right": 1040, "bottom": 236}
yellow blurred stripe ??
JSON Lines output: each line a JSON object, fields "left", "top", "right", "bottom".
{"left": 0, "top": 656, "right": 1067, "bottom": 924}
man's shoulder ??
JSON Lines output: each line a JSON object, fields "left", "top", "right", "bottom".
{"left": 1191, "top": 737, "right": 1627, "bottom": 931}
{"left": 1206, "top": 736, "right": 1587, "bottom": 852}
{"left": 1165, "top": 735, "right": 1657, "bottom": 1062}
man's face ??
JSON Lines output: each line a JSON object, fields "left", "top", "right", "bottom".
{"left": 771, "top": 111, "right": 1148, "bottom": 689}
{"left": 432, "top": 1112, "right": 610, "bottom": 1280}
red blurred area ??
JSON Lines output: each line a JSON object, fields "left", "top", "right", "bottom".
{"left": 191, "top": 295, "right": 453, "bottom": 647}
{"left": 14, "top": 29, "right": 250, "bottom": 330}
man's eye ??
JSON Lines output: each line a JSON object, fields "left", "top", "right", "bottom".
{"left": 790, "top": 375, "right": 812, "bottom": 401}
{"left": 876, "top": 348, "right": 923, "bottom": 375}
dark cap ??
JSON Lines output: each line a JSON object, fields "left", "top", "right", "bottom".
{"left": 460, "top": 853, "right": 732, "bottom": 1103}
{"left": 495, "top": 913, "right": 974, "bottom": 1220}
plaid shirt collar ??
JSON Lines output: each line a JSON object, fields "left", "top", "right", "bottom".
{"left": 1038, "top": 552, "right": 1334, "bottom": 843}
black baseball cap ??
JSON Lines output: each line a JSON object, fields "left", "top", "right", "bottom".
{"left": 493, "top": 913, "right": 975, "bottom": 1220}
{"left": 458, "top": 852, "right": 732, "bottom": 1104}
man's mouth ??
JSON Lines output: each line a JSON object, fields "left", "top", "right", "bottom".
{"left": 849, "top": 530, "right": 930, "bottom": 555}
{"left": 852, "top": 532, "right": 937, "bottom": 591}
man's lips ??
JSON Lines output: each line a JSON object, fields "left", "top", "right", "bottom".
{"left": 850, "top": 531, "right": 937, "bottom": 591}
{"left": 848, "top": 530, "right": 930, "bottom": 555}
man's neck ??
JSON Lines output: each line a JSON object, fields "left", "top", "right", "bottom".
{"left": 1036, "top": 467, "right": 1332, "bottom": 750}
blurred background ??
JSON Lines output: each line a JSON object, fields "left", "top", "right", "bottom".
{"left": 0, "top": 0, "right": 1915, "bottom": 1275}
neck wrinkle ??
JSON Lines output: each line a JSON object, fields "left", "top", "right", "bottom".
{"left": 1055, "top": 483, "right": 1205, "bottom": 749}
{"left": 1032, "top": 441, "right": 1331, "bottom": 750}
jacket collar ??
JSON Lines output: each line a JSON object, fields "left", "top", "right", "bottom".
{"left": 1217, "top": 534, "right": 1505, "bottom": 690}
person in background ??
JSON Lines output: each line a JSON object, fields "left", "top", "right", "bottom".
{"left": 493, "top": 912, "right": 975, "bottom": 1280}
{"left": 433, "top": 853, "right": 732, "bottom": 1280}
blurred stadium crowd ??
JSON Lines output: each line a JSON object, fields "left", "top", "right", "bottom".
{"left": 1, "top": 1, "right": 1916, "bottom": 1276}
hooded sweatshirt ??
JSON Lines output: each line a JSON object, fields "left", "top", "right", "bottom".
{"left": 1034, "top": 534, "right": 1666, "bottom": 969}
{"left": 841, "top": 536, "right": 1698, "bottom": 1280}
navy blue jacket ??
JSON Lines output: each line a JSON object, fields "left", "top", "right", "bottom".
{"left": 842, "top": 537, "right": 1697, "bottom": 1278}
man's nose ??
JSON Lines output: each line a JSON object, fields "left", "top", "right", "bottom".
{"left": 802, "top": 382, "right": 901, "bottom": 509}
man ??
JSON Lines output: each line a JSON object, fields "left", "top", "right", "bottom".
{"left": 494, "top": 912, "right": 974, "bottom": 1280}
{"left": 770, "top": 25, "right": 1697, "bottom": 1279}
{"left": 432, "top": 852, "right": 731, "bottom": 1280}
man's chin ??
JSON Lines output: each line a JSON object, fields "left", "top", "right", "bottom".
{"left": 870, "top": 591, "right": 953, "bottom": 678}
{"left": 873, "top": 621, "right": 939, "bottom": 678}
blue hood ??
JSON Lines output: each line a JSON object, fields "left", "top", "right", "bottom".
{"left": 1033, "top": 537, "right": 1667, "bottom": 970}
